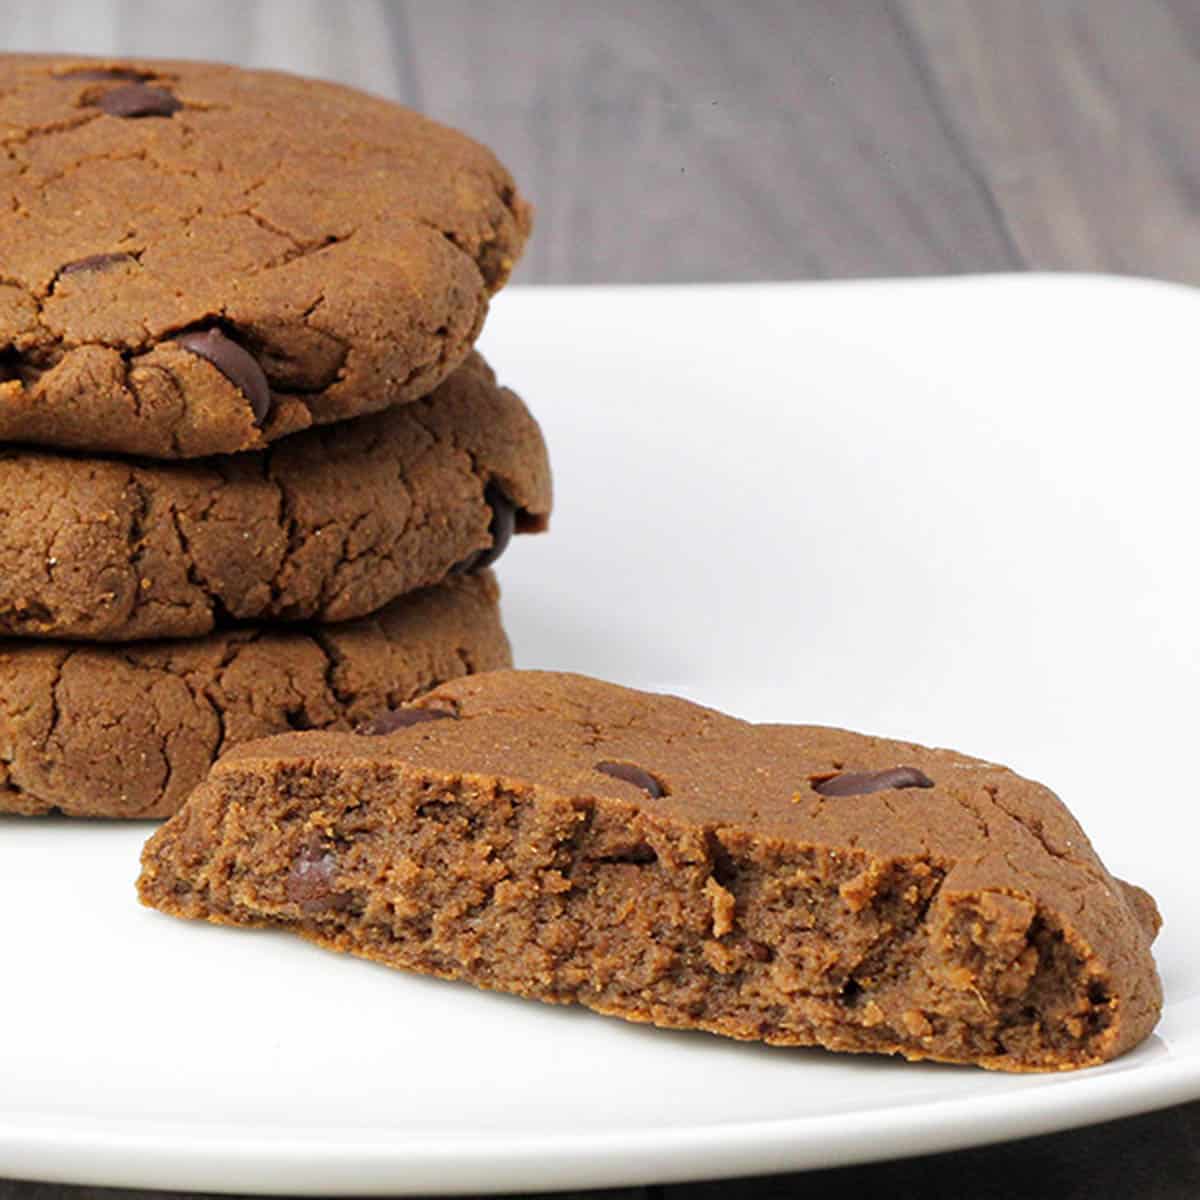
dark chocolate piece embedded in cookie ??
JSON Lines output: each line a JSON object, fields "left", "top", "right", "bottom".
{"left": 595, "top": 760, "right": 666, "bottom": 797}
{"left": 0, "top": 572, "right": 509, "bottom": 819}
{"left": 0, "top": 53, "right": 532, "bottom": 458}
{"left": 0, "top": 353, "right": 550, "bottom": 642}
{"left": 357, "top": 707, "right": 458, "bottom": 736}
{"left": 58, "top": 252, "right": 137, "bottom": 276}
{"left": 451, "top": 483, "right": 519, "bottom": 575}
{"left": 92, "top": 82, "right": 182, "bottom": 118}
{"left": 138, "top": 670, "right": 1163, "bottom": 1072}
{"left": 812, "top": 767, "right": 934, "bottom": 796}
{"left": 176, "top": 328, "right": 272, "bottom": 425}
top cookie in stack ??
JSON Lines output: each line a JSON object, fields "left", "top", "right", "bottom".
{"left": 0, "top": 55, "right": 530, "bottom": 458}
{"left": 0, "top": 55, "right": 551, "bottom": 818}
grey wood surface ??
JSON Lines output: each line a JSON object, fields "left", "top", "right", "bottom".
{"left": 5, "top": 0, "right": 1200, "bottom": 285}
{"left": 2, "top": 1, "right": 1198, "bottom": 1198}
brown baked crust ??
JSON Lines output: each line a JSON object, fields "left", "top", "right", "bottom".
{"left": 138, "top": 670, "right": 1162, "bottom": 1072}
{"left": 0, "top": 572, "right": 509, "bottom": 819}
{"left": 0, "top": 54, "right": 532, "bottom": 458}
{"left": 0, "top": 353, "right": 550, "bottom": 641}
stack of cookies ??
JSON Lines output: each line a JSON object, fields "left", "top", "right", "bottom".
{"left": 0, "top": 56, "right": 551, "bottom": 819}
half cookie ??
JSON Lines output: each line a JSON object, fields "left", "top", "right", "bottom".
{"left": 0, "top": 354, "right": 550, "bottom": 642}
{"left": 0, "top": 572, "right": 508, "bottom": 818}
{"left": 138, "top": 670, "right": 1162, "bottom": 1072}
{"left": 0, "top": 54, "right": 531, "bottom": 458}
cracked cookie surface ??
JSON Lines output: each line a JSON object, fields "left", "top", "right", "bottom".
{"left": 138, "top": 670, "right": 1162, "bottom": 1071}
{"left": 0, "top": 571, "right": 509, "bottom": 819}
{"left": 0, "top": 353, "right": 551, "bottom": 641}
{"left": 0, "top": 54, "right": 531, "bottom": 458}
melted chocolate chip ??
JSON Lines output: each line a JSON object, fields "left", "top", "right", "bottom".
{"left": 59, "top": 252, "right": 134, "bottom": 277}
{"left": 357, "top": 707, "right": 456, "bottom": 736}
{"left": 176, "top": 328, "right": 272, "bottom": 425}
{"left": 452, "top": 483, "right": 518, "bottom": 574}
{"left": 812, "top": 767, "right": 935, "bottom": 797}
{"left": 94, "top": 82, "right": 181, "bottom": 118}
{"left": 285, "top": 845, "right": 352, "bottom": 914}
{"left": 60, "top": 66, "right": 152, "bottom": 82}
{"left": 595, "top": 761, "right": 665, "bottom": 798}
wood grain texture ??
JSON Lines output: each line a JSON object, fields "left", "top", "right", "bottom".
{"left": 4, "top": 0, "right": 1197, "bottom": 283}
{"left": 1, "top": 2, "right": 1196, "bottom": 1198}
{"left": 897, "top": 0, "right": 1200, "bottom": 284}
{"left": 402, "top": 0, "right": 1025, "bottom": 282}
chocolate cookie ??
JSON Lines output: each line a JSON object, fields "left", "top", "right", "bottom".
{"left": 0, "top": 54, "right": 531, "bottom": 458}
{"left": 0, "top": 572, "right": 509, "bottom": 819}
{"left": 0, "top": 353, "right": 550, "bottom": 642}
{"left": 138, "top": 671, "right": 1162, "bottom": 1072}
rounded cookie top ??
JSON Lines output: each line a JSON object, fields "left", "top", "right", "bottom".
{"left": 0, "top": 54, "right": 532, "bottom": 458}
{"left": 0, "top": 353, "right": 551, "bottom": 642}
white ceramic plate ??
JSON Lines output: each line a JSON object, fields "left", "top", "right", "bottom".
{"left": 2, "top": 277, "right": 1198, "bottom": 1195}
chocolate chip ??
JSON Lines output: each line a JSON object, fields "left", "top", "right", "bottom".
{"left": 58, "top": 253, "right": 134, "bottom": 277}
{"left": 452, "top": 483, "right": 518, "bottom": 574}
{"left": 812, "top": 767, "right": 935, "bottom": 797}
{"left": 475, "top": 484, "right": 517, "bottom": 568}
{"left": 94, "top": 83, "right": 181, "bottom": 118}
{"left": 285, "top": 844, "right": 352, "bottom": 914}
{"left": 595, "top": 761, "right": 665, "bottom": 798}
{"left": 357, "top": 707, "right": 456, "bottom": 736}
{"left": 176, "top": 328, "right": 272, "bottom": 425}
{"left": 60, "top": 66, "right": 151, "bottom": 82}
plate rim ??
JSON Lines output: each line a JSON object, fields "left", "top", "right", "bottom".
{"left": 2, "top": 1051, "right": 1198, "bottom": 1194}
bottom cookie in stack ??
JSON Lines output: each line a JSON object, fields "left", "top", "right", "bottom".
{"left": 0, "top": 571, "right": 508, "bottom": 819}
